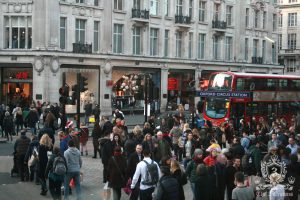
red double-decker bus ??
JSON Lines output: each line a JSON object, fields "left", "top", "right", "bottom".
{"left": 199, "top": 72, "right": 300, "bottom": 127}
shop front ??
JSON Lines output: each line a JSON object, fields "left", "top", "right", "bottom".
{"left": 0, "top": 66, "right": 33, "bottom": 108}
{"left": 167, "top": 69, "right": 195, "bottom": 111}
{"left": 60, "top": 65, "right": 100, "bottom": 114}
{"left": 112, "top": 67, "right": 161, "bottom": 114}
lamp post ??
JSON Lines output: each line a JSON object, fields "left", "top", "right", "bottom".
{"left": 144, "top": 74, "right": 150, "bottom": 123}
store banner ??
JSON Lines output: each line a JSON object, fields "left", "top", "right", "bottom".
{"left": 197, "top": 91, "right": 251, "bottom": 98}
{"left": 168, "top": 78, "right": 178, "bottom": 90}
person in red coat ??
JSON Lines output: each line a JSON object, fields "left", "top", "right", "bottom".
{"left": 203, "top": 148, "right": 219, "bottom": 167}
{"left": 79, "top": 123, "right": 89, "bottom": 156}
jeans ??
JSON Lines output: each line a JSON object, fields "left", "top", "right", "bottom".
{"left": 30, "top": 126, "right": 36, "bottom": 135}
{"left": 140, "top": 187, "right": 154, "bottom": 200}
{"left": 64, "top": 171, "right": 81, "bottom": 200}
{"left": 49, "top": 178, "right": 63, "bottom": 200}
{"left": 17, "top": 154, "right": 28, "bottom": 181}
{"left": 190, "top": 182, "right": 196, "bottom": 200}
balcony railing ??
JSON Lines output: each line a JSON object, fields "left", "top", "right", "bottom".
{"left": 212, "top": 20, "right": 227, "bottom": 29}
{"left": 132, "top": 9, "right": 149, "bottom": 19}
{"left": 175, "top": 15, "right": 191, "bottom": 24}
{"left": 285, "top": 49, "right": 295, "bottom": 53}
{"left": 72, "top": 43, "right": 92, "bottom": 54}
{"left": 252, "top": 56, "right": 263, "bottom": 64}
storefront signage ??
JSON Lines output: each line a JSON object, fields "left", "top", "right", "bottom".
{"left": 15, "top": 72, "right": 29, "bottom": 79}
{"left": 197, "top": 91, "right": 251, "bottom": 98}
{"left": 168, "top": 78, "right": 178, "bottom": 90}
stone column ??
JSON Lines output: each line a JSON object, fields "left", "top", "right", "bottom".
{"left": 160, "top": 65, "right": 169, "bottom": 112}
{"left": 32, "top": 56, "right": 48, "bottom": 103}
{"left": 194, "top": 66, "right": 202, "bottom": 113}
{"left": 100, "top": 59, "right": 113, "bottom": 116}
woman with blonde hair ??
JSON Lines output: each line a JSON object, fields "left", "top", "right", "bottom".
{"left": 38, "top": 134, "right": 53, "bottom": 196}
{"left": 143, "top": 122, "right": 153, "bottom": 136}
{"left": 132, "top": 125, "right": 143, "bottom": 144}
{"left": 170, "top": 159, "right": 185, "bottom": 200}
{"left": 142, "top": 133, "right": 154, "bottom": 153}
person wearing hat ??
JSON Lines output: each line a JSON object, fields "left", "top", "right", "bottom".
{"left": 186, "top": 148, "right": 204, "bottom": 200}
{"left": 269, "top": 172, "right": 285, "bottom": 200}
{"left": 14, "top": 130, "right": 31, "bottom": 181}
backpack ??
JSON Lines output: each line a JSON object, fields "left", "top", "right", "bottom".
{"left": 53, "top": 156, "right": 67, "bottom": 175}
{"left": 242, "top": 151, "right": 255, "bottom": 173}
{"left": 142, "top": 160, "right": 159, "bottom": 186}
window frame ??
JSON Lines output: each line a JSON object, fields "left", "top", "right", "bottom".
{"left": 113, "top": 24, "right": 124, "bottom": 53}
{"left": 132, "top": 26, "right": 141, "bottom": 55}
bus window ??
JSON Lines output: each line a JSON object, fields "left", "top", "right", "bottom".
{"left": 209, "top": 74, "right": 232, "bottom": 90}
{"left": 279, "top": 79, "right": 288, "bottom": 90}
{"left": 236, "top": 78, "right": 244, "bottom": 90}
{"left": 290, "top": 79, "right": 300, "bottom": 91}
{"left": 267, "top": 79, "right": 277, "bottom": 90}
{"left": 205, "top": 97, "right": 229, "bottom": 118}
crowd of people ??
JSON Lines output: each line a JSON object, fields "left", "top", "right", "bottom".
{"left": 2, "top": 101, "right": 300, "bottom": 200}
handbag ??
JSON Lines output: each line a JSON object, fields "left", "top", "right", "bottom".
{"left": 123, "top": 178, "right": 132, "bottom": 195}
{"left": 28, "top": 147, "right": 38, "bottom": 167}
{"left": 89, "top": 115, "right": 95, "bottom": 123}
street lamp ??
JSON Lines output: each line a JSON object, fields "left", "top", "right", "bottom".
{"left": 144, "top": 74, "right": 151, "bottom": 123}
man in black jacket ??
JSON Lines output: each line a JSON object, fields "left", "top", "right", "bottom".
{"left": 153, "top": 166, "right": 180, "bottom": 200}
{"left": 99, "top": 133, "right": 113, "bottom": 183}
{"left": 127, "top": 144, "right": 143, "bottom": 200}
{"left": 102, "top": 116, "right": 113, "bottom": 135}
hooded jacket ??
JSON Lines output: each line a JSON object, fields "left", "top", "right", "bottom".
{"left": 64, "top": 147, "right": 82, "bottom": 172}
{"left": 99, "top": 137, "right": 113, "bottom": 165}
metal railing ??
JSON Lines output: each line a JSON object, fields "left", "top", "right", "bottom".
{"left": 175, "top": 15, "right": 191, "bottom": 24}
{"left": 212, "top": 20, "right": 227, "bottom": 29}
{"left": 251, "top": 56, "right": 263, "bottom": 64}
{"left": 132, "top": 9, "right": 149, "bottom": 19}
{"left": 72, "top": 43, "right": 92, "bottom": 54}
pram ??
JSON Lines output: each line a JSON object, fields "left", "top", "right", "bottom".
{"left": 10, "top": 152, "right": 19, "bottom": 177}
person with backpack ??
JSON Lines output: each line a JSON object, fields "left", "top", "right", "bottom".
{"left": 153, "top": 166, "right": 180, "bottom": 200}
{"left": 45, "top": 146, "right": 67, "bottom": 200}
{"left": 131, "top": 149, "right": 161, "bottom": 200}
{"left": 64, "top": 139, "right": 83, "bottom": 200}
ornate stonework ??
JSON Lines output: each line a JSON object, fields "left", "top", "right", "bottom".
{"left": 2, "top": 2, "right": 32, "bottom": 13}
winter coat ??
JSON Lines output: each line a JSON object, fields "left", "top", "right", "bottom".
{"left": 153, "top": 139, "right": 172, "bottom": 163}
{"left": 3, "top": 115, "right": 14, "bottom": 132}
{"left": 143, "top": 127, "right": 154, "bottom": 136}
{"left": 38, "top": 127, "right": 55, "bottom": 145}
{"left": 14, "top": 135, "right": 31, "bottom": 156}
{"left": 194, "top": 174, "right": 209, "bottom": 200}
{"left": 186, "top": 159, "right": 203, "bottom": 183}
{"left": 126, "top": 152, "right": 143, "bottom": 179}
{"left": 64, "top": 147, "right": 82, "bottom": 173}
{"left": 154, "top": 175, "right": 180, "bottom": 200}
{"left": 44, "top": 111, "right": 56, "bottom": 130}
{"left": 142, "top": 140, "right": 155, "bottom": 153}
{"left": 80, "top": 127, "right": 89, "bottom": 145}
{"left": 26, "top": 108, "right": 39, "bottom": 128}
{"left": 38, "top": 144, "right": 52, "bottom": 178}
{"left": 248, "top": 145, "right": 262, "bottom": 175}
{"left": 124, "top": 138, "right": 136, "bottom": 158}
{"left": 102, "top": 121, "right": 113, "bottom": 135}
{"left": 99, "top": 137, "right": 113, "bottom": 165}
{"left": 45, "top": 154, "right": 67, "bottom": 182}
{"left": 60, "top": 135, "right": 71, "bottom": 155}
{"left": 107, "top": 155, "right": 127, "bottom": 188}
{"left": 172, "top": 169, "right": 185, "bottom": 200}
{"left": 24, "top": 139, "right": 39, "bottom": 162}
{"left": 229, "top": 143, "right": 245, "bottom": 159}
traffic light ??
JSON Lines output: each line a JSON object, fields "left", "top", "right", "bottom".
{"left": 79, "top": 75, "right": 88, "bottom": 92}
{"left": 59, "top": 85, "right": 69, "bottom": 104}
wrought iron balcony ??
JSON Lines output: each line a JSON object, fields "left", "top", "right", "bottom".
{"left": 72, "top": 43, "right": 92, "bottom": 54}
{"left": 251, "top": 56, "right": 263, "bottom": 64}
{"left": 212, "top": 20, "right": 227, "bottom": 29}
{"left": 175, "top": 15, "right": 191, "bottom": 24}
{"left": 132, "top": 9, "right": 149, "bottom": 19}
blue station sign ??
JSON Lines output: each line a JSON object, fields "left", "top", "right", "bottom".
{"left": 196, "top": 91, "right": 252, "bottom": 98}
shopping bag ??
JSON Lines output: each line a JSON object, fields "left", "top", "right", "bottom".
{"left": 69, "top": 178, "right": 75, "bottom": 189}
{"left": 89, "top": 115, "right": 95, "bottom": 123}
{"left": 122, "top": 178, "right": 132, "bottom": 195}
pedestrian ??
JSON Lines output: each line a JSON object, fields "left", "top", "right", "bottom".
{"left": 113, "top": 109, "right": 125, "bottom": 120}
{"left": 153, "top": 166, "right": 180, "bottom": 200}
{"left": 14, "top": 130, "right": 31, "bottom": 181}
{"left": 14, "top": 106, "right": 23, "bottom": 135}
{"left": 229, "top": 137, "right": 245, "bottom": 159}
{"left": 45, "top": 146, "right": 67, "bottom": 200}
{"left": 38, "top": 123, "right": 55, "bottom": 145}
{"left": 108, "top": 146, "right": 127, "bottom": 200}
{"left": 194, "top": 164, "right": 209, "bottom": 200}
{"left": 58, "top": 131, "right": 71, "bottom": 156}
{"left": 225, "top": 157, "right": 242, "bottom": 200}
{"left": 0, "top": 104, "right": 5, "bottom": 137}
{"left": 38, "top": 134, "right": 53, "bottom": 196}
{"left": 102, "top": 116, "right": 113, "bottom": 136}
{"left": 99, "top": 132, "right": 113, "bottom": 184}
{"left": 84, "top": 101, "right": 92, "bottom": 126}
{"left": 131, "top": 149, "right": 161, "bottom": 200}
{"left": 3, "top": 111, "right": 14, "bottom": 141}
{"left": 142, "top": 133, "right": 155, "bottom": 153}
{"left": 24, "top": 135, "right": 40, "bottom": 184}
{"left": 64, "top": 139, "right": 83, "bottom": 200}
{"left": 92, "top": 120, "right": 102, "bottom": 158}
{"left": 153, "top": 131, "right": 172, "bottom": 164}
{"left": 170, "top": 122, "right": 183, "bottom": 161}
{"left": 124, "top": 133, "right": 137, "bottom": 159}
{"left": 143, "top": 122, "right": 154, "bottom": 136}
{"left": 79, "top": 123, "right": 89, "bottom": 156}
{"left": 170, "top": 159, "right": 186, "bottom": 200}
{"left": 232, "top": 172, "right": 255, "bottom": 200}
{"left": 26, "top": 105, "right": 39, "bottom": 135}
{"left": 44, "top": 105, "right": 57, "bottom": 131}
{"left": 183, "top": 132, "right": 196, "bottom": 168}
{"left": 92, "top": 104, "right": 101, "bottom": 121}
{"left": 132, "top": 125, "right": 144, "bottom": 144}
{"left": 112, "top": 133, "right": 123, "bottom": 151}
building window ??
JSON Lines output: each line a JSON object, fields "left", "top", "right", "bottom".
{"left": 289, "top": 0, "right": 297, "bottom": 3}
{"left": 278, "top": 34, "right": 282, "bottom": 50}
{"left": 150, "top": 0, "right": 159, "bottom": 15}
{"left": 254, "top": 10, "right": 260, "bottom": 28}
{"left": 75, "top": 19, "right": 86, "bottom": 43}
{"left": 189, "top": 0, "right": 193, "bottom": 17}
{"left": 214, "top": 3, "right": 221, "bottom": 21}
{"left": 164, "top": 30, "right": 169, "bottom": 57}
{"left": 262, "top": 11, "right": 266, "bottom": 29}
{"left": 113, "top": 24, "right": 123, "bottom": 53}
{"left": 288, "top": 13, "right": 297, "bottom": 27}
{"left": 150, "top": 28, "right": 158, "bottom": 56}
{"left": 288, "top": 33, "right": 297, "bottom": 49}
{"left": 5, "top": 16, "right": 32, "bottom": 49}
{"left": 226, "top": 6, "right": 233, "bottom": 26}
{"left": 278, "top": 14, "right": 282, "bottom": 27}
{"left": 188, "top": 32, "right": 193, "bottom": 58}
{"left": 245, "top": 8, "right": 249, "bottom": 28}
{"left": 175, "top": 32, "right": 182, "bottom": 58}
{"left": 94, "top": 0, "right": 99, "bottom": 6}
{"left": 198, "top": 33, "right": 205, "bottom": 59}
{"left": 132, "top": 26, "right": 141, "bottom": 55}
{"left": 273, "top": 14, "right": 277, "bottom": 31}
{"left": 133, "top": 0, "right": 140, "bottom": 9}
{"left": 176, "top": 0, "right": 183, "bottom": 15}
{"left": 213, "top": 36, "right": 221, "bottom": 60}
{"left": 199, "top": 1, "right": 206, "bottom": 22}
{"left": 94, "top": 21, "right": 100, "bottom": 52}
{"left": 262, "top": 40, "right": 266, "bottom": 62}
{"left": 164, "top": 0, "right": 169, "bottom": 16}
{"left": 245, "top": 38, "right": 249, "bottom": 61}
{"left": 76, "top": 0, "right": 85, "bottom": 3}
{"left": 114, "top": 0, "right": 123, "bottom": 10}
{"left": 225, "top": 36, "right": 233, "bottom": 61}
{"left": 287, "top": 59, "right": 296, "bottom": 73}
{"left": 253, "top": 39, "right": 259, "bottom": 57}
{"left": 60, "top": 17, "right": 66, "bottom": 50}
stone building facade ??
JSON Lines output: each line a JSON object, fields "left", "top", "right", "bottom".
{"left": 0, "top": 0, "right": 283, "bottom": 115}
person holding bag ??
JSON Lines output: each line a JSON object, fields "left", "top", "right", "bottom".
{"left": 107, "top": 146, "right": 127, "bottom": 200}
